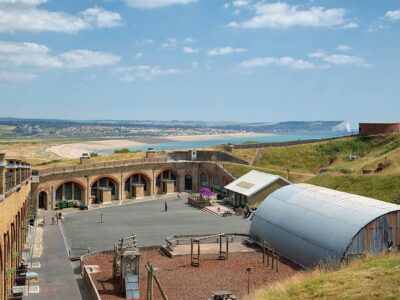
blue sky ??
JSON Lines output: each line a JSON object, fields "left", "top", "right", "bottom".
{"left": 0, "top": 0, "right": 399, "bottom": 127}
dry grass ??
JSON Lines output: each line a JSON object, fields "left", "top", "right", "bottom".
{"left": 246, "top": 254, "right": 400, "bottom": 300}
{"left": 34, "top": 151, "right": 145, "bottom": 169}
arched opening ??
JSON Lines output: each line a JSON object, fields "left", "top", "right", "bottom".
{"left": 91, "top": 177, "right": 119, "bottom": 203}
{"left": 200, "top": 172, "right": 208, "bottom": 186}
{"left": 185, "top": 174, "right": 193, "bottom": 191}
{"left": 38, "top": 191, "right": 47, "bottom": 209}
{"left": 156, "top": 170, "right": 178, "bottom": 194}
{"left": 56, "top": 182, "right": 84, "bottom": 207}
{"left": 124, "top": 173, "right": 151, "bottom": 199}
{"left": 212, "top": 175, "right": 222, "bottom": 188}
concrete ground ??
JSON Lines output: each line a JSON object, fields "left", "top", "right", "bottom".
{"left": 28, "top": 210, "right": 83, "bottom": 300}
{"left": 63, "top": 195, "right": 251, "bottom": 253}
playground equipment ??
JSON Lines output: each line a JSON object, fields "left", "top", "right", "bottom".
{"left": 146, "top": 262, "right": 168, "bottom": 300}
{"left": 113, "top": 235, "right": 141, "bottom": 300}
{"left": 191, "top": 233, "right": 229, "bottom": 267}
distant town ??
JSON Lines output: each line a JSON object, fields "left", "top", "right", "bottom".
{"left": 0, "top": 118, "right": 351, "bottom": 138}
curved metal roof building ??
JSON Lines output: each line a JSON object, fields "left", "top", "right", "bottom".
{"left": 250, "top": 184, "right": 400, "bottom": 268}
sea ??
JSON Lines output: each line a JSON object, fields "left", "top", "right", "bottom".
{"left": 99, "top": 132, "right": 353, "bottom": 154}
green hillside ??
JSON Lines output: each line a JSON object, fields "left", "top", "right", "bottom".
{"left": 247, "top": 254, "right": 400, "bottom": 300}
{"left": 224, "top": 135, "right": 400, "bottom": 203}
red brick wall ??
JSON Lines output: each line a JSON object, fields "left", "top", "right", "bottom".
{"left": 359, "top": 123, "right": 400, "bottom": 136}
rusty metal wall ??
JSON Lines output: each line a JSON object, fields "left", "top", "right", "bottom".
{"left": 347, "top": 211, "right": 400, "bottom": 255}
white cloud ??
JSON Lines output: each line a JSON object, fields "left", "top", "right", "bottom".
{"left": 78, "top": 7, "right": 122, "bottom": 29}
{"left": 229, "top": 2, "right": 350, "bottom": 29}
{"left": 342, "top": 22, "right": 358, "bottom": 29}
{"left": 125, "top": 0, "right": 196, "bottom": 8}
{"left": 207, "top": 46, "right": 247, "bottom": 56}
{"left": 239, "top": 56, "right": 314, "bottom": 69}
{"left": 136, "top": 52, "right": 144, "bottom": 59}
{"left": 59, "top": 50, "right": 121, "bottom": 69}
{"left": 161, "top": 38, "right": 177, "bottom": 48}
{"left": 385, "top": 10, "right": 400, "bottom": 21}
{"left": 183, "top": 46, "right": 199, "bottom": 54}
{"left": 183, "top": 37, "right": 195, "bottom": 43}
{"left": 233, "top": 9, "right": 241, "bottom": 15}
{"left": 0, "top": 41, "right": 63, "bottom": 67}
{"left": 224, "top": 3, "right": 230, "bottom": 9}
{"left": 336, "top": 44, "right": 351, "bottom": 52}
{"left": 0, "top": 41, "right": 121, "bottom": 69}
{"left": 233, "top": 0, "right": 249, "bottom": 7}
{"left": 116, "top": 65, "right": 185, "bottom": 81}
{"left": 309, "top": 50, "right": 371, "bottom": 67}
{"left": 0, "top": 1, "right": 122, "bottom": 33}
{"left": 0, "top": 71, "right": 36, "bottom": 82}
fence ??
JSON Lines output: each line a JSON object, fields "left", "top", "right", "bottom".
{"left": 82, "top": 265, "right": 101, "bottom": 300}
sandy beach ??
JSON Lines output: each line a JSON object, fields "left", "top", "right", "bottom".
{"left": 48, "top": 132, "right": 273, "bottom": 159}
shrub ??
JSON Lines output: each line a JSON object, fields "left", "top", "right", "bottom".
{"left": 114, "top": 148, "right": 131, "bottom": 154}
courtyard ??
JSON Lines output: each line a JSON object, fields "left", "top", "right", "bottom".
{"left": 62, "top": 195, "right": 251, "bottom": 254}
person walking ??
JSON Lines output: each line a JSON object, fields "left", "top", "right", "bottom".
{"left": 164, "top": 201, "right": 168, "bottom": 212}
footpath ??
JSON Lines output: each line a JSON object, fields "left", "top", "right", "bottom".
{"left": 28, "top": 210, "right": 83, "bottom": 300}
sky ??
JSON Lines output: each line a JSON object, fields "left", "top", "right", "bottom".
{"left": 0, "top": 0, "right": 399, "bottom": 127}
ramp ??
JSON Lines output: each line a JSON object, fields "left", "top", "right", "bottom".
{"left": 125, "top": 273, "right": 140, "bottom": 299}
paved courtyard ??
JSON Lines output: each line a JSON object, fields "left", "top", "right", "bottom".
{"left": 63, "top": 196, "right": 251, "bottom": 254}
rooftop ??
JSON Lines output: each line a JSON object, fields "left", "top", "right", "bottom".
{"left": 225, "top": 170, "right": 290, "bottom": 197}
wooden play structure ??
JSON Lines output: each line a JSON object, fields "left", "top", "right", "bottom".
{"left": 113, "top": 235, "right": 141, "bottom": 299}
{"left": 145, "top": 262, "right": 168, "bottom": 300}
{"left": 191, "top": 233, "right": 229, "bottom": 267}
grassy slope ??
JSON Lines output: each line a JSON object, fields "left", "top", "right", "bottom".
{"left": 225, "top": 135, "right": 400, "bottom": 202}
{"left": 34, "top": 152, "right": 145, "bottom": 169}
{"left": 248, "top": 255, "right": 400, "bottom": 300}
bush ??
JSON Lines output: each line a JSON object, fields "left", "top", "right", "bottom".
{"left": 114, "top": 148, "right": 131, "bottom": 154}
{"left": 90, "top": 152, "right": 98, "bottom": 157}
{"left": 338, "top": 168, "right": 352, "bottom": 174}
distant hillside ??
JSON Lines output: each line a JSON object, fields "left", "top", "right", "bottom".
{"left": 0, "top": 117, "right": 351, "bottom": 138}
{"left": 221, "top": 121, "right": 351, "bottom": 133}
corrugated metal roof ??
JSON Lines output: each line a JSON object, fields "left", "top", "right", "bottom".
{"left": 224, "top": 170, "right": 290, "bottom": 197}
{"left": 250, "top": 183, "right": 400, "bottom": 268}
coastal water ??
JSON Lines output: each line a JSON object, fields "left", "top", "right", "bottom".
{"left": 99, "top": 132, "right": 352, "bottom": 154}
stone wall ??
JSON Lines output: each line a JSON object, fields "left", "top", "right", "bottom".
{"left": 34, "top": 161, "right": 235, "bottom": 210}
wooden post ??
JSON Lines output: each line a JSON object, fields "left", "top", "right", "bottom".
{"left": 146, "top": 262, "right": 154, "bottom": 300}
{"left": 190, "top": 239, "right": 193, "bottom": 265}
{"left": 219, "top": 236, "right": 222, "bottom": 259}
{"left": 272, "top": 250, "right": 275, "bottom": 270}
{"left": 267, "top": 247, "right": 270, "bottom": 267}
{"left": 276, "top": 255, "right": 279, "bottom": 273}
{"left": 226, "top": 236, "right": 229, "bottom": 260}
{"left": 263, "top": 240, "right": 265, "bottom": 264}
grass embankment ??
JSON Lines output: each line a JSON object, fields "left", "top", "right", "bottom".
{"left": 247, "top": 254, "right": 400, "bottom": 300}
{"left": 34, "top": 151, "right": 145, "bottom": 169}
{"left": 0, "top": 137, "right": 146, "bottom": 167}
{"left": 225, "top": 135, "right": 400, "bottom": 203}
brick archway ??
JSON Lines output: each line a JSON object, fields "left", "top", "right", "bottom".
{"left": 55, "top": 179, "right": 86, "bottom": 192}
{"left": 155, "top": 169, "right": 179, "bottom": 194}
{"left": 55, "top": 180, "right": 86, "bottom": 203}
{"left": 90, "top": 175, "right": 121, "bottom": 202}
{"left": 124, "top": 172, "right": 152, "bottom": 198}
